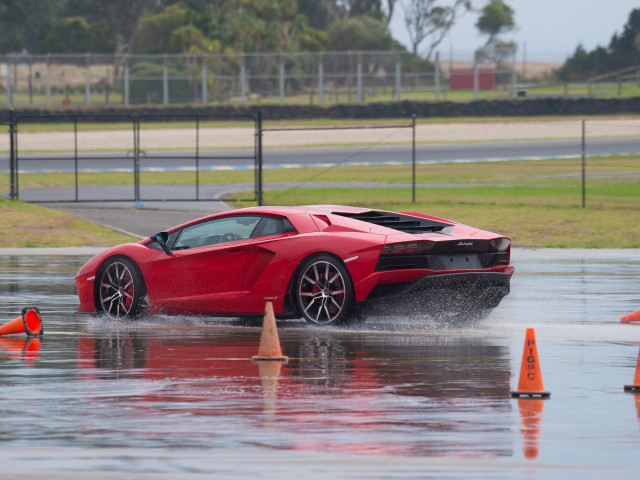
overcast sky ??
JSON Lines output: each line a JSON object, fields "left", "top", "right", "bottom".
{"left": 389, "top": 0, "right": 639, "bottom": 61}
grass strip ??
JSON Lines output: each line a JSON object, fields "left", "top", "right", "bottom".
{"left": 0, "top": 199, "right": 138, "bottom": 248}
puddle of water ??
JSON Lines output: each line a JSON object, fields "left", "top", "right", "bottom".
{"left": 0, "top": 251, "right": 640, "bottom": 479}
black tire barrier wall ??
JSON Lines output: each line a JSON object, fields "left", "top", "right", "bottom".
{"left": 2, "top": 97, "right": 640, "bottom": 122}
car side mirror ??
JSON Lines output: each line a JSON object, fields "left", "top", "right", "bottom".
{"left": 150, "top": 231, "right": 173, "bottom": 256}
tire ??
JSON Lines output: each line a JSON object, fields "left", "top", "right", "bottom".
{"left": 295, "top": 255, "right": 354, "bottom": 325}
{"left": 96, "top": 257, "right": 147, "bottom": 319}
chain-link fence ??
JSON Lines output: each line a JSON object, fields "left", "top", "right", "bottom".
{"left": 0, "top": 49, "right": 528, "bottom": 107}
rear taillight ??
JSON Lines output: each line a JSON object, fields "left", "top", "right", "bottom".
{"left": 381, "top": 241, "right": 435, "bottom": 255}
{"left": 489, "top": 238, "right": 511, "bottom": 252}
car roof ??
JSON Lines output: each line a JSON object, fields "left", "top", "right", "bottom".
{"left": 161, "top": 205, "right": 458, "bottom": 237}
{"left": 224, "top": 205, "right": 371, "bottom": 215}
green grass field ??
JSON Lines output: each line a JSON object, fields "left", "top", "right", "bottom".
{"left": 0, "top": 199, "right": 137, "bottom": 248}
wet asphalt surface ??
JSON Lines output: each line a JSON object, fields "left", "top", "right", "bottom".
{"left": 1, "top": 249, "right": 640, "bottom": 479}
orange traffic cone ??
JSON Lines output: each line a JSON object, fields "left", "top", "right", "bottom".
{"left": 624, "top": 345, "right": 640, "bottom": 393}
{"left": 621, "top": 309, "right": 640, "bottom": 323}
{"left": 0, "top": 307, "right": 43, "bottom": 337}
{"left": 518, "top": 398, "right": 544, "bottom": 460}
{"left": 251, "top": 302, "right": 288, "bottom": 362}
{"left": 511, "top": 328, "right": 550, "bottom": 398}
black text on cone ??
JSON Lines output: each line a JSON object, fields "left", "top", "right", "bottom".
{"left": 511, "top": 328, "right": 550, "bottom": 398}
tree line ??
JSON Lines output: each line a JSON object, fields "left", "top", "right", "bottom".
{"left": 3, "top": 0, "right": 637, "bottom": 82}
{"left": 0, "top": 0, "right": 410, "bottom": 56}
{"left": 0, "top": 0, "right": 514, "bottom": 60}
{"left": 557, "top": 9, "right": 640, "bottom": 81}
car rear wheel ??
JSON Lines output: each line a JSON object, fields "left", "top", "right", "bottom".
{"left": 296, "top": 255, "right": 354, "bottom": 325}
{"left": 97, "top": 257, "right": 147, "bottom": 319}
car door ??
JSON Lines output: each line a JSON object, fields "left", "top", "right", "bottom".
{"left": 147, "top": 215, "right": 263, "bottom": 313}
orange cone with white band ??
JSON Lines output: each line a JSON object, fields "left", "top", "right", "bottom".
{"left": 0, "top": 308, "right": 43, "bottom": 337}
{"left": 511, "top": 328, "right": 550, "bottom": 398}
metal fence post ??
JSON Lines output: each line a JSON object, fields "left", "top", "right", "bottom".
{"left": 202, "top": 55, "right": 208, "bottom": 104}
{"left": 45, "top": 54, "right": 51, "bottom": 106}
{"left": 124, "top": 57, "right": 130, "bottom": 106}
{"left": 9, "top": 109, "right": 16, "bottom": 200}
{"left": 6, "top": 58, "right": 12, "bottom": 107}
{"left": 435, "top": 51, "right": 440, "bottom": 100}
{"left": 241, "top": 54, "right": 246, "bottom": 103}
{"left": 85, "top": 53, "right": 91, "bottom": 106}
{"left": 163, "top": 55, "right": 169, "bottom": 105}
{"left": 318, "top": 53, "right": 324, "bottom": 105}
{"left": 257, "top": 110, "right": 263, "bottom": 206}
{"left": 473, "top": 51, "right": 479, "bottom": 100}
{"left": 357, "top": 51, "right": 363, "bottom": 102}
{"left": 279, "top": 55, "right": 285, "bottom": 103}
{"left": 196, "top": 116, "right": 200, "bottom": 200}
{"left": 412, "top": 114, "right": 416, "bottom": 203}
{"left": 511, "top": 48, "right": 517, "bottom": 97}
{"left": 395, "top": 61, "right": 401, "bottom": 101}
{"left": 134, "top": 117, "right": 141, "bottom": 205}
{"left": 581, "top": 120, "right": 586, "bottom": 208}
{"left": 74, "top": 116, "right": 79, "bottom": 201}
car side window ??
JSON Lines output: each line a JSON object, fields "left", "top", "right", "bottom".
{"left": 252, "top": 217, "right": 281, "bottom": 238}
{"left": 173, "top": 215, "right": 262, "bottom": 250}
{"left": 251, "top": 216, "right": 298, "bottom": 239}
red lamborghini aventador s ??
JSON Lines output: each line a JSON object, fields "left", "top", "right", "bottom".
{"left": 75, "top": 205, "right": 514, "bottom": 325}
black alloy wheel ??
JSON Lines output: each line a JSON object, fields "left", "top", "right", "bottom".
{"left": 97, "top": 257, "right": 147, "bottom": 319}
{"left": 296, "top": 255, "right": 354, "bottom": 325}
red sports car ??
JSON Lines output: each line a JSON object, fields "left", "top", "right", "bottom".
{"left": 75, "top": 205, "right": 514, "bottom": 325}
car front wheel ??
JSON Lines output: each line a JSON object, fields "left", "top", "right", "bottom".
{"left": 97, "top": 257, "right": 147, "bottom": 319}
{"left": 296, "top": 255, "right": 354, "bottom": 325}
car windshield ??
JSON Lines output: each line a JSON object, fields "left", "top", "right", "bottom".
{"left": 173, "top": 215, "right": 262, "bottom": 250}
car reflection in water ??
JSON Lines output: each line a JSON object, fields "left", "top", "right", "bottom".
{"left": 77, "top": 328, "right": 514, "bottom": 457}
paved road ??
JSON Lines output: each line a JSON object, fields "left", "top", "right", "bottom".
{"left": 4, "top": 137, "right": 640, "bottom": 173}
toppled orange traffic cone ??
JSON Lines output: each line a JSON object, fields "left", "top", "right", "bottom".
{"left": 511, "top": 328, "right": 550, "bottom": 398}
{"left": 0, "top": 307, "right": 43, "bottom": 337}
{"left": 624, "top": 345, "right": 640, "bottom": 393}
{"left": 621, "top": 309, "right": 640, "bottom": 323}
{"left": 251, "top": 302, "right": 288, "bottom": 362}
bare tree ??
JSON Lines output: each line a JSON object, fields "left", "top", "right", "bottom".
{"left": 402, "top": 0, "right": 471, "bottom": 59}
{"left": 384, "top": 0, "right": 398, "bottom": 24}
